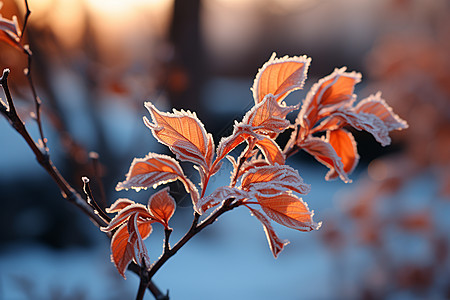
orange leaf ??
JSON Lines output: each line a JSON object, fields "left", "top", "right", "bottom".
{"left": 148, "top": 187, "right": 176, "bottom": 227}
{"left": 105, "top": 198, "right": 135, "bottom": 213}
{"left": 252, "top": 53, "right": 311, "bottom": 103}
{"left": 243, "top": 94, "right": 297, "bottom": 137}
{"left": 101, "top": 203, "right": 152, "bottom": 232}
{"left": 326, "top": 129, "right": 359, "bottom": 180}
{"left": 256, "top": 193, "right": 321, "bottom": 232}
{"left": 355, "top": 92, "right": 408, "bottom": 131}
{"left": 247, "top": 206, "right": 289, "bottom": 258}
{"left": 324, "top": 109, "right": 391, "bottom": 146}
{"left": 144, "top": 102, "right": 212, "bottom": 169}
{"left": 300, "top": 136, "right": 350, "bottom": 183}
{"left": 241, "top": 164, "right": 310, "bottom": 195}
{"left": 299, "top": 67, "right": 361, "bottom": 133}
{"left": 110, "top": 216, "right": 152, "bottom": 278}
{"left": 215, "top": 123, "right": 264, "bottom": 165}
{"left": 255, "top": 137, "right": 285, "bottom": 165}
{"left": 115, "top": 153, "right": 198, "bottom": 202}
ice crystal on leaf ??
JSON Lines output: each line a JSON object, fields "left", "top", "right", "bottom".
{"left": 107, "top": 52, "right": 407, "bottom": 275}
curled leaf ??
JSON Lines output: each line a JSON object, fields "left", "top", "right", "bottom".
{"left": 148, "top": 187, "right": 176, "bottom": 228}
{"left": 109, "top": 216, "right": 153, "bottom": 278}
{"left": 355, "top": 92, "right": 408, "bottom": 131}
{"left": 252, "top": 53, "right": 311, "bottom": 103}
{"left": 300, "top": 136, "right": 350, "bottom": 183}
{"left": 256, "top": 193, "right": 321, "bottom": 232}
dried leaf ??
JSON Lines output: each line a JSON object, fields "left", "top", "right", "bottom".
{"left": 144, "top": 102, "right": 212, "bottom": 169}
{"left": 148, "top": 187, "right": 176, "bottom": 227}
{"left": 300, "top": 136, "right": 350, "bottom": 183}
{"left": 326, "top": 129, "right": 359, "bottom": 180}
{"left": 247, "top": 206, "right": 289, "bottom": 258}
{"left": 241, "top": 164, "right": 310, "bottom": 195}
{"left": 256, "top": 193, "right": 321, "bottom": 232}
{"left": 252, "top": 53, "right": 311, "bottom": 103}
{"left": 355, "top": 92, "right": 408, "bottom": 131}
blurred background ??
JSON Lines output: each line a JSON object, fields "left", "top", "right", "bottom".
{"left": 0, "top": 0, "right": 449, "bottom": 299}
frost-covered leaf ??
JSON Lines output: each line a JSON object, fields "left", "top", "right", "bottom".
{"left": 109, "top": 215, "right": 152, "bottom": 278}
{"left": 255, "top": 138, "right": 285, "bottom": 165}
{"left": 215, "top": 123, "right": 264, "bottom": 165}
{"left": 115, "top": 153, "right": 198, "bottom": 202}
{"left": 328, "top": 109, "right": 391, "bottom": 146}
{"left": 148, "top": 187, "right": 176, "bottom": 228}
{"left": 144, "top": 102, "right": 212, "bottom": 169}
{"left": 101, "top": 203, "right": 152, "bottom": 232}
{"left": 355, "top": 92, "right": 408, "bottom": 131}
{"left": 298, "top": 67, "right": 361, "bottom": 133}
{"left": 241, "top": 164, "right": 310, "bottom": 195}
{"left": 256, "top": 193, "right": 321, "bottom": 232}
{"left": 195, "top": 186, "right": 249, "bottom": 214}
{"left": 252, "top": 53, "right": 311, "bottom": 103}
{"left": 243, "top": 94, "right": 297, "bottom": 136}
{"left": 326, "top": 129, "right": 359, "bottom": 180}
{"left": 247, "top": 206, "right": 289, "bottom": 258}
{"left": 105, "top": 198, "right": 135, "bottom": 213}
{"left": 300, "top": 136, "right": 350, "bottom": 183}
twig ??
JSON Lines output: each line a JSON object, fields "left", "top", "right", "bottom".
{"left": 24, "top": 48, "right": 49, "bottom": 153}
{"left": 82, "top": 176, "right": 111, "bottom": 224}
{"left": 89, "top": 151, "right": 108, "bottom": 209}
{"left": 19, "top": 0, "right": 31, "bottom": 41}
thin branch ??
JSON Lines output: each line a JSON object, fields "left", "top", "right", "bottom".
{"left": 24, "top": 49, "right": 48, "bottom": 153}
{"left": 82, "top": 176, "right": 111, "bottom": 224}
{"left": 89, "top": 151, "right": 107, "bottom": 209}
{"left": 19, "top": 0, "right": 31, "bottom": 41}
